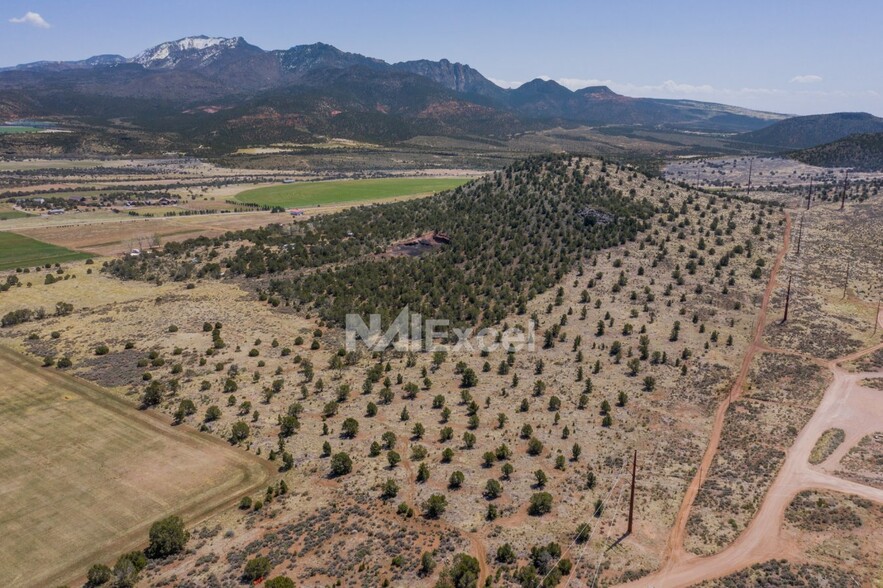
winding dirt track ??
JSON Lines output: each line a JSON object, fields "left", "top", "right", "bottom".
{"left": 615, "top": 211, "right": 883, "bottom": 587}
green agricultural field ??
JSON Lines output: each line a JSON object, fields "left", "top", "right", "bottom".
{"left": 0, "top": 209, "right": 30, "bottom": 220}
{"left": 0, "top": 126, "right": 39, "bottom": 134}
{"left": 0, "top": 232, "right": 92, "bottom": 270}
{"left": 234, "top": 177, "right": 470, "bottom": 208}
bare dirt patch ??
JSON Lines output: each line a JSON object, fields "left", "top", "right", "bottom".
{"left": 14, "top": 211, "right": 282, "bottom": 256}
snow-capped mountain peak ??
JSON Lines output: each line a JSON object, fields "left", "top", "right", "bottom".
{"left": 131, "top": 36, "right": 246, "bottom": 69}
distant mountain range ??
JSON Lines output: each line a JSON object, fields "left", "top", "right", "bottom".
{"left": 0, "top": 36, "right": 870, "bottom": 155}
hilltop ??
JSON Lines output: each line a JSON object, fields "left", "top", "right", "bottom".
{"left": 2, "top": 154, "right": 789, "bottom": 586}
{"left": 790, "top": 132, "right": 883, "bottom": 171}
{"left": 736, "top": 112, "right": 883, "bottom": 150}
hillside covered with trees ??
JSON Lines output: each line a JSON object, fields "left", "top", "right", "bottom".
{"left": 790, "top": 132, "right": 883, "bottom": 171}
{"left": 106, "top": 155, "right": 656, "bottom": 327}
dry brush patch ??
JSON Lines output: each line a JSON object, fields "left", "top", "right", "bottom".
{"left": 693, "top": 559, "right": 860, "bottom": 588}
{"left": 763, "top": 199, "right": 883, "bottom": 359}
{"left": 782, "top": 490, "right": 883, "bottom": 586}
{"left": 785, "top": 490, "right": 869, "bottom": 532}
{"left": 807, "top": 428, "right": 845, "bottom": 465}
{"left": 846, "top": 348, "right": 883, "bottom": 373}
{"left": 836, "top": 432, "right": 883, "bottom": 490}
{"left": 144, "top": 490, "right": 468, "bottom": 588}
{"left": 860, "top": 377, "right": 883, "bottom": 390}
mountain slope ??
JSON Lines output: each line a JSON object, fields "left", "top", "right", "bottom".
{"left": 392, "top": 58, "right": 506, "bottom": 102}
{"left": 790, "top": 132, "right": 883, "bottom": 171}
{"left": 0, "top": 35, "right": 790, "bottom": 152}
{"left": 736, "top": 112, "right": 883, "bottom": 149}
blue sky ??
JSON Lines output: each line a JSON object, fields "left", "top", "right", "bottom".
{"left": 2, "top": 0, "right": 880, "bottom": 115}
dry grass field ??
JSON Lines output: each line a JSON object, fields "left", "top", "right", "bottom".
{"left": 0, "top": 345, "right": 272, "bottom": 588}
{"left": 10, "top": 211, "right": 281, "bottom": 256}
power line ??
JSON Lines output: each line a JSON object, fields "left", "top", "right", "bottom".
{"left": 567, "top": 436, "right": 666, "bottom": 587}
{"left": 537, "top": 454, "right": 630, "bottom": 588}
{"left": 587, "top": 474, "right": 631, "bottom": 588}
{"left": 561, "top": 460, "right": 629, "bottom": 587}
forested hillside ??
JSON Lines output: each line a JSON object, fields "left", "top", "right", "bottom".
{"left": 106, "top": 155, "right": 655, "bottom": 327}
{"left": 790, "top": 132, "right": 883, "bottom": 171}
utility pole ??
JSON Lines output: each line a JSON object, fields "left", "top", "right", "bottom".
{"left": 874, "top": 301, "right": 880, "bottom": 336}
{"left": 746, "top": 158, "right": 753, "bottom": 198}
{"left": 781, "top": 274, "right": 793, "bottom": 324}
{"left": 840, "top": 170, "right": 849, "bottom": 210}
{"left": 842, "top": 260, "right": 851, "bottom": 299}
{"left": 627, "top": 449, "right": 637, "bottom": 535}
{"left": 796, "top": 213, "right": 805, "bottom": 256}
{"left": 807, "top": 176, "right": 813, "bottom": 210}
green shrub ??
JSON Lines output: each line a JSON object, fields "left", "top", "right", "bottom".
{"left": 146, "top": 516, "right": 189, "bottom": 558}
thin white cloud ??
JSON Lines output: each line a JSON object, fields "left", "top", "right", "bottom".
{"left": 557, "top": 77, "right": 611, "bottom": 90}
{"left": 559, "top": 78, "right": 717, "bottom": 95}
{"left": 9, "top": 11, "right": 50, "bottom": 28}
{"left": 790, "top": 74, "right": 823, "bottom": 84}
{"left": 487, "top": 77, "right": 523, "bottom": 89}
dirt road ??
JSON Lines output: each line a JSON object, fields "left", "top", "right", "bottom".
{"left": 618, "top": 355, "right": 883, "bottom": 587}
{"left": 615, "top": 209, "right": 883, "bottom": 587}
{"left": 652, "top": 213, "right": 793, "bottom": 573}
